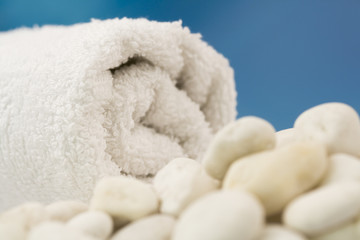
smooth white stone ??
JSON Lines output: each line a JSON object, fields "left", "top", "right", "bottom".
{"left": 111, "top": 214, "right": 175, "bottom": 240}
{"left": 0, "top": 202, "right": 49, "bottom": 232}
{"left": 45, "top": 200, "right": 88, "bottom": 222}
{"left": 67, "top": 210, "right": 113, "bottom": 240}
{"left": 284, "top": 182, "right": 360, "bottom": 237}
{"left": 0, "top": 222, "right": 27, "bottom": 240}
{"left": 294, "top": 102, "right": 360, "bottom": 157}
{"left": 260, "top": 224, "right": 307, "bottom": 240}
{"left": 320, "top": 153, "right": 360, "bottom": 186}
{"left": 275, "top": 128, "right": 299, "bottom": 148}
{"left": 153, "top": 158, "right": 219, "bottom": 216}
{"left": 202, "top": 116, "right": 276, "bottom": 180}
{"left": 90, "top": 176, "right": 159, "bottom": 227}
{"left": 28, "top": 221, "right": 97, "bottom": 240}
{"left": 223, "top": 142, "right": 328, "bottom": 216}
{"left": 172, "top": 190, "right": 264, "bottom": 240}
{"left": 311, "top": 220, "right": 360, "bottom": 240}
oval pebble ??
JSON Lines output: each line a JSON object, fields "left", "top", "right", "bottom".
{"left": 320, "top": 153, "right": 360, "bottom": 186}
{"left": 153, "top": 158, "right": 219, "bottom": 216}
{"left": 284, "top": 182, "right": 360, "bottom": 237}
{"left": 202, "top": 116, "right": 275, "bottom": 180}
{"left": 90, "top": 176, "right": 159, "bottom": 227}
{"left": 28, "top": 221, "right": 98, "bottom": 240}
{"left": 0, "top": 202, "right": 49, "bottom": 232}
{"left": 0, "top": 222, "right": 27, "bottom": 240}
{"left": 172, "top": 190, "right": 264, "bottom": 240}
{"left": 260, "top": 224, "right": 307, "bottom": 240}
{"left": 294, "top": 102, "right": 360, "bottom": 157}
{"left": 223, "top": 142, "right": 328, "bottom": 216}
{"left": 111, "top": 214, "right": 175, "bottom": 240}
{"left": 67, "top": 210, "right": 113, "bottom": 239}
{"left": 312, "top": 220, "right": 360, "bottom": 240}
{"left": 275, "top": 128, "right": 299, "bottom": 148}
{"left": 45, "top": 200, "right": 88, "bottom": 222}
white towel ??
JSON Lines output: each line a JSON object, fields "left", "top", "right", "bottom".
{"left": 0, "top": 18, "right": 236, "bottom": 211}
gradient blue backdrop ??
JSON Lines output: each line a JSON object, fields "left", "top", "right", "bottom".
{"left": 1, "top": 0, "right": 359, "bottom": 130}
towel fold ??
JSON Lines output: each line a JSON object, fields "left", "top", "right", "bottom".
{"left": 0, "top": 18, "right": 236, "bottom": 211}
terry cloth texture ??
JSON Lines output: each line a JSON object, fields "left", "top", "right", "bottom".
{"left": 0, "top": 18, "right": 236, "bottom": 211}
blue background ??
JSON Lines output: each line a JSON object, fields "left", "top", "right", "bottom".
{"left": 1, "top": 0, "right": 359, "bottom": 130}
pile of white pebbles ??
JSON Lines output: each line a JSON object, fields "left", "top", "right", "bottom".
{"left": 2, "top": 102, "right": 360, "bottom": 240}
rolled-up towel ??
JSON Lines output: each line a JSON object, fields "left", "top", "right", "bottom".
{"left": 0, "top": 18, "right": 236, "bottom": 211}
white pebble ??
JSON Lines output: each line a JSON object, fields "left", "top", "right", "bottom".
{"left": 284, "top": 182, "right": 360, "bottom": 237}
{"left": 45, "top": 200, "right": 88, "bottom": 222}
{"left": 67, "top": 210, "right": 113, "bottom": 240}
{"left": 203, "top": 116, "right": 275, "bottom": 180}
{"left": 111, "top": 214, "right": 175, "bottom": 240}
{"left": 0, "top": 222, "right": 27, "bottom": 240}
{"left": 260, "top": 224, "right": 307, "bottom": 240}
{"left": 0, "top": 202, "right": 48, "bottom": 232}
{"left": 28, "top": 221, "right": 97, "bottom": 240}
{"left": 172, "top": 190, "right": 264, "bottom": 240}
{"left": 312, "top": 220, "right": 360, "bottom": 240}
{"left": 223, "top": 142, "right": 328, "bottom": 216}
{"left": 320, "top": 153, "right": 360, "bottom": 186}
{"left": 294, "top": 102, "right": 360, "bottom": 157}
{"left": 275, "top": 128, "right": 299, "bottom": 148}
{"left": 90, "top": 176, "right": 159, "bottom": 227}
{"left": 153, "top": 158, "right": 218, "bottom": 216}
